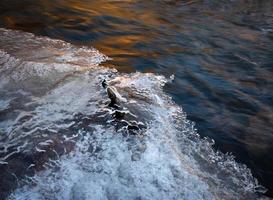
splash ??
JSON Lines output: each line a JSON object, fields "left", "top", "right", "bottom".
{"left": 0, "top": 28, "right": 267, "bottom": 200}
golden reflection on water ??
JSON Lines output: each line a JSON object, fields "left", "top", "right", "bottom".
{"left": 51, "top": 0, "right": 158, "bottom": 72}
{"left": 1, "top": 0, "right": 273, "bottom": 196}
{"left": 0, "top": 0, "right": 168, "bottom": 72}
{"left": 2, "top": 0, "right": 265, "bottom": 72}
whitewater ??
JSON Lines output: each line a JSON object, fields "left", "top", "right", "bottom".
{"left": 0, "top": 28, "right": 268, "bottom": 200}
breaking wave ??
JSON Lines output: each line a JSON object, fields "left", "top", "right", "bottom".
{"left": 0, "top": 28, "right": 268, "bottom": 200}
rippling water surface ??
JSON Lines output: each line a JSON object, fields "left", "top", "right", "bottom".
{"left": 0, "top": 0, "right": 273, "bottom": 199}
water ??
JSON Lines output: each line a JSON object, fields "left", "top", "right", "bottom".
{"left": 0, "top": 0, "right": 273, "bottom": 199}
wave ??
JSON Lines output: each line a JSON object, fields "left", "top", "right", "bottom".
{"left": 0, "top": 28, "right": 267, "bottom": 200}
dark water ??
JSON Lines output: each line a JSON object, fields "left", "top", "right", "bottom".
{"left": 0, "top": 0, "right": 273, "bottom": 198}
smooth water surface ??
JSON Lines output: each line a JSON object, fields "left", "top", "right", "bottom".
{"left": 0, "top": 0, "right": 273, "bottom": 198}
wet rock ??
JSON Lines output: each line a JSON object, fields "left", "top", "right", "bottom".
{"left": 127, "top": 124, "right": 140, "bottom": 131}
{"left": 114, "top": 110, "right": 126, "bottom": 119}
{"left": 102, "top": 79, "right": 107, "bottom": 88}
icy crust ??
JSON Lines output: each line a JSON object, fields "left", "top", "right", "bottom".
{"left": 0, "top": 28, "right": 267, "bottom": 199}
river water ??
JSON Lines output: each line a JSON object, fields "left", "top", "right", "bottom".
{"left": 0, "top": 0, "right": 272, "bottom": 199}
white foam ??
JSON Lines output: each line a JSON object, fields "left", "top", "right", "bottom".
{"left": 0, "top": 28, "right": 267, "bottom": 200}
{"left": 9, "top": 73, "right": 266, "bottom": 200}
